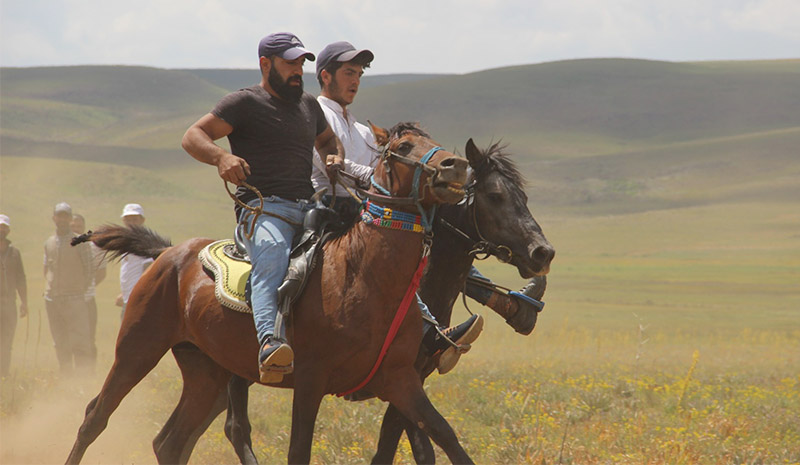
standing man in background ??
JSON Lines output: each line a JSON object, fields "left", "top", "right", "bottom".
{"left": 71, "top": 213, "right": 107, "bottom": 365}
{"left": 43, "top": 203, "right": 93, "bottom": 374}
{"left": 116, "top": 204, "right": 153, "bottom": 319}
{"left": 0, "top": 214, "right": 28, "bottom": 377}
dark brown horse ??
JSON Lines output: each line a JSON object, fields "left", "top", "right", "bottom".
{"left": 371, "top": 138, "right": 553, "bottom": 464}
{"left": 221, "top": 138, "right": 554, "bottom": 464}
{"left": 65, "top": 124, "right": 475, "bottom": 464}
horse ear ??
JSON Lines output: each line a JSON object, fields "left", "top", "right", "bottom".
{"left": 465, "top": 138, "right": 486, "bottom": 167}
{"left": 368, "top": 120, "right": 390, "bottom": 146}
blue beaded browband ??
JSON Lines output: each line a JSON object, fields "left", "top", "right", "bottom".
{"left": 361, "top": 200, "right": 425, "bottom": 233}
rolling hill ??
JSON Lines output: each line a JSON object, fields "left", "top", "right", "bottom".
{"left": 2, "top": 59, "right": 799, "bottom": 217}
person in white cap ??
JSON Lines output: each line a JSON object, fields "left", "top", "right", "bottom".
{"left": 116, "top": 204, "right": 153, "bottom": 318}
{"left": 43, "top": 202, "right": 94, "bottom": 374}
{"left": 0, "top": 214, "right": 28, "bottom": 377}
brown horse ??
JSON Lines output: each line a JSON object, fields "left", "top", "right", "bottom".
{"left": 65, "top": 123, "right": 474, "bottom": 464}
{"left": 223, "top": 138, "right": 554, "bottom": 465}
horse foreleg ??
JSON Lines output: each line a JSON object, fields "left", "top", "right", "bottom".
{"left": 371, "top": 403, "right": 405, "bottom": 465}
{"left": 383, "top": 370, "right": 473, "bottom": 465}
{"left": 407, "top": 419, "right": 437, "bottom": 464}
{"left": 152, "top": 343, "right": 231, "bottom": 464}
{"left": 225, "top": 375, "right": 258, "bottom": 465}
{"left": 65, "top": 337, "right": 169, "bottom": 464}
{"left": 371, "top": 403, "right": 436, "bottom": 465}
{"left": 287, "top": 375, "right": 326, "bottom": 464}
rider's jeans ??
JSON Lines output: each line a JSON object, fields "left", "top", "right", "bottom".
{"left": 415, "top": 294, "right": 438, "bottom": 325}
{"left": 464, "top": 266, "right": 493, "bottom": 304}
{"left": 239, "top": 196, "right": 311, "bottom": 346}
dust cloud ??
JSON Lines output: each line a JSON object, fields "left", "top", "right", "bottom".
{"left": 1, "top": 367, "right": 178, "bottom": 464}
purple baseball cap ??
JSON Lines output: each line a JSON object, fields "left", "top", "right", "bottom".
{"left": 316, "top": 41, "right": 374, "bottom": 79}
{"left": 258, "top": 32, "right": 315, "bottom": 61}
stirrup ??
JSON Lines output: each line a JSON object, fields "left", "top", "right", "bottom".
{"left": 437, "top": 314, "right": 484, "bottom": 375}
{"left": 258, "top": 339, "right": 294, "bottom": 384}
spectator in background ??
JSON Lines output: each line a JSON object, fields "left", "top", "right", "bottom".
{"left": 71, "top": 213, "right": 107, "bottom": 365}
{"left": 116, "top": 204, "right": 153, "bottom": 319}
{"left": 0, "top": 214, "right": 28, "bottom": 377}
{"left": 43, "top": 203, "right": 94, "bottom": 374}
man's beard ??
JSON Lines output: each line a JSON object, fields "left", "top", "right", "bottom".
{"left": 269, "top": 66, "right": 303, "bottom": 102}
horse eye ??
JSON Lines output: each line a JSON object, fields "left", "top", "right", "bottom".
{"left": 488, "top": 192, "right": 504, "bottom": 203}
{"left": 395, "top": 142, "right": 413, "bottom": 156}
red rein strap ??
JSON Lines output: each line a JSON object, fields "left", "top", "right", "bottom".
{"left": 337, "top": 255, "right": 429, "bottom": 397}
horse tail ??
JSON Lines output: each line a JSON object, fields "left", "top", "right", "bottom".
{"left": 72, "top": 224, "right": 172, "bottom": 260}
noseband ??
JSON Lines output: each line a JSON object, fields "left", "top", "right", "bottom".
{"left": 440, "top": 181, "right": 514, "bottom": 263}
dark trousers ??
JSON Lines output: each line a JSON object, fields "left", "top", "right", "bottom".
{"left": 0, "top": 302, "right": 17, "bottom": 376}
{"left": 45, "top": 296, "right": 93, "bottom": 374}
{"left": 86, "top": 296, "right": 98, "bottom": 365}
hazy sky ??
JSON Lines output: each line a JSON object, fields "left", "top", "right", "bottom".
{"left": 1, "top": 0, "right": 798, "bottom": 75}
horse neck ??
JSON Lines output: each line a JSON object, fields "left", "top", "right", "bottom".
{"left": 343, "top": 222, "right": 427, "bottom": 293}
{"left": 417, "top": 204, "right": 475, "bottom": 327}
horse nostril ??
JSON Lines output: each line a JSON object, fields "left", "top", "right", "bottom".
{"left": 533, "top": 245, "right": 555, "bottom": 265}
{"left": 440, "top": 157, "right": 456, "bottom": 167}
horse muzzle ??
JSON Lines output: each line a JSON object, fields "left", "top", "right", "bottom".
{"left": 430, "top": 156, "right": 468, "bottom": 203}
{"left": 513, "top": 242, "right": 555, "bottom": 278}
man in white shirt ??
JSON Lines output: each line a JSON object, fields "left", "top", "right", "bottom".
{"left": 116, "top": 203, "right": 153, "bottom": 319}
{"left": 312, "top": 42, "right": 483, "bottom": 375}
{"left": 310, "top": 42, "right": 377, "bottom": 229}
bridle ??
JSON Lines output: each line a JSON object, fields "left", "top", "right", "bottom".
{"left": 367, "top": 142, "right": 444, "bottom": 233}
{"left": 439, "top": 180, "right": 514, "bottom": 263}
{"left": 335, "top": 140, "right": 457, "bottom": 397}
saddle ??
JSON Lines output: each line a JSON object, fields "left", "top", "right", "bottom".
{"left": 198, "top": 239, "right": 252, "bottom": 313}
{"left": 198, "top": 203, "right": 339, "bottom": 334}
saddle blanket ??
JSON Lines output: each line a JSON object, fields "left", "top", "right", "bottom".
{"left": 198, "top": 239, "right": 252, "bottom": 313}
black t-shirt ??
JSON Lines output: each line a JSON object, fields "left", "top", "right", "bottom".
{"left": 212, "top": 86, "right": 328, "bottom": 208}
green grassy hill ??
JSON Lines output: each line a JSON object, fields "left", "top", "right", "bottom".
{"left": 1, "top": 66, "right": 227, "bottom": 149}
{"left": 353, "top": 59, "right": 800, "bottom": 155}
{"left": 177, "top": 68, "right": 451, "bottom": 95}
{"left": 3, "top": 58, "right": 799, "bottom": 215}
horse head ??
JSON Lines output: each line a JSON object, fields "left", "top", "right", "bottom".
{"left": 369, "top": 122, "right": 468, "bottom": 208}
{"left": 464, "top": 138, "right": 555, "bottom": 278}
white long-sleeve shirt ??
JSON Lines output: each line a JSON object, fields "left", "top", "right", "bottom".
{"left": 311, "top": 96, "right": 378, "bottom": 196}
{"left": 120, "top": 253, "right": 153, "bottom": 304}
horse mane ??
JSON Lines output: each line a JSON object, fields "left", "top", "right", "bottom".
{"left": 388, "top": 122, "right": 430, "bottom": 140}
{"left": 469, "top": 141, "right": 527, "bottom": 194}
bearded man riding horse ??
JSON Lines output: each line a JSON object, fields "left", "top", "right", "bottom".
{"left": 181, "top": 32, "right": 481, "bottom": 383}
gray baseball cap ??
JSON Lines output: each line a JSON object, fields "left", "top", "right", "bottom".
{"left": 316, "top": 41, "right": 374, "bottom": 79}
{"left": 258, "top": 32, "right": 315, "bottom": 61}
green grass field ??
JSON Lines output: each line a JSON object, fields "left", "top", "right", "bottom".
{"left": 1, "top": 155, "right": 797, "bottom": 464}
{"left": 1, "top": 59, "right": 799, "bottom": 463}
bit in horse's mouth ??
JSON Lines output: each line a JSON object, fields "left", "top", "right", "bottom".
{"left": 434, "top": 181, "right": 465, "bottom": 196}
